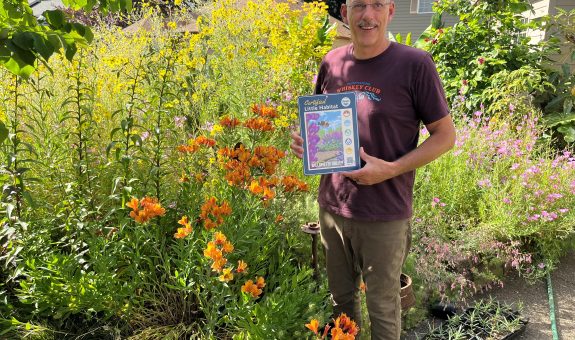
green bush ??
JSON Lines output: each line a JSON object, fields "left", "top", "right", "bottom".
{"left": 424, "top": 0, "right": 557, "bottom": 112}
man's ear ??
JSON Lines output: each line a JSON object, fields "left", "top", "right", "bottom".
{"left": 388, "top": 2, "right": 396, "bottom": 21}
{"left": 341, "top": 4, "right": 349, "bottom": 24}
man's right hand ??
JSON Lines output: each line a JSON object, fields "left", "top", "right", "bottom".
{"left": 290, "top": 131, "right": 304, "bottom": 159}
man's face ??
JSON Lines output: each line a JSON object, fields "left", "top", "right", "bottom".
{"left": 341, "top": 1, "right": 395, "bottom": 59}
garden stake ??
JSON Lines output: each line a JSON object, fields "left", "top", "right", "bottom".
{"left": 302, "top": 222, "right": 321, "bottom": 283}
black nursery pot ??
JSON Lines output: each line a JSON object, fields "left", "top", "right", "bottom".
{"left": 430, "top": 302, "right": 458, "bottom": 319}
{"left": 423, "top": 300, "right": 528, "bottom": 340}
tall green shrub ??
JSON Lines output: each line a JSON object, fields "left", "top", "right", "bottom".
{"left": 424, "top": 0, "right": 557, "bottom": 112}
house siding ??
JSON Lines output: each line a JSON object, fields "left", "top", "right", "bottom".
{"left": 549, "top": 0, "right": 575, "bottom": 65}
{"left": 387, "top": 1, "right": 457, "bottom": 41}
{"left": 553, "top": 0, "right": 575, "bottom": 13}
{"left": 523, "top": 0, "right": 550, "bottom": 43}
{"left": 546, "top": 0, "right": 575, "bottom": 66}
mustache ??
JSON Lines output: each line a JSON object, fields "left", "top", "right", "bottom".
{"left": 358, "top": 21, "right": 378, "bottom": 28}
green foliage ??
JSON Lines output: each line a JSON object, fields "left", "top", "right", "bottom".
{"left": 482, "top": 66, "right": 550, "bottom": 118}
{"left": 388, "top": 32, "right": 412, "bottom": 46}
{"left": 0, "top": 0, "right": 132, "bottom": 78}
{"left": 535, "top": 9, "right": 575, "bottom": 146}
{"left": 232, "top": 265, "right": 329, "bottom": 339}
{"left": 423, "top": 0, "right": 557, "bottom": 112}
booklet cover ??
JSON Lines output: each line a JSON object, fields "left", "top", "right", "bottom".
{"left": 298, "top": 92, "right": 360, "bottom": 175}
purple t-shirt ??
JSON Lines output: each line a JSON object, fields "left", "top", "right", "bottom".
{"left": 315, "top": 42, "right": 449, "bottom": 221}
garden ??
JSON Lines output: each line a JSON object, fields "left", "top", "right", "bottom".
{"left": 0, "top": 0, "right": 574, "bottom": 339}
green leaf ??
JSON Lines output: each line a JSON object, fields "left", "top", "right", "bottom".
{"left": 0, "top": 45, "right": 10, "bottom": 64}
{"left": 71, "top": 23, "right": 94, "bottom": 43}
{"left": 85, "top": 0, "right": 98, "bottom": 11}
{"left": 565, "top": 99, "right": 573, "bottom": 114}
{"left": 46, "top": 32, "right": 64, "bottom": 51}
{"left": 7, "top": 40, "right": 35, "bottom": 66}
{"left": 12, "top": 32, "right": 35, "bottom": 50}
{"left": 44, "top": 10, "right": 66, "bottom": 29}
{"left": 62, "top": 0, "right": 89, "bottom": 11}
{"left": 31, "top": 33, "right": 55, "bottom": 60}
{"left": 557, "top": 125, "right": 575, "bottom": 143}
{"left": 121, "top": 0, "right": 133, "bottom": 12}
{"left": 130, "top": 134, "right": 143, "bottom": 146}
{"left": 65, "top": 43, "right": 77, "bottom": 61}
{"left": 109, "top": 0, "right": 120, "bottom": 12}
{"left": 509, "top": 2, "right": 531, "bottom": 14}
{"left": 543, "top": 112, "right": 575, "bottom": 127}
{"left": 0, "top": 121, "right": 8, "bottom": 144}
{"left": 106, "top": 141, "right": 117, "bottom": 157}
{"left": 544, "top": 94, "right": 567, "bottom": 111}
{"left": 3, "top": 56, "right": 35, "bottom": 78}
{"left": 0, "top": 320, "right": 16, "bottom": 336}
{"left": 431, "top": 12, "right": 443, "bottom": 29}
{"left": 415, "top": 25, "right": 433, "bottom": 49}
{"left": 405, "top": 32, "right": 412, "bottom": 46}
{"left": 561, "top": 63, "right": 571, "bottom": 77}
{"left": 23, "top": 191, "right": 36, "bottom": 209}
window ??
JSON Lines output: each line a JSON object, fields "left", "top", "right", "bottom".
{"left": 410, "top": 0, "right": 434, "bottom": 14}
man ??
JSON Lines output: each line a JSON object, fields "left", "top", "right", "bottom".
{"left": 290, "top": 1, "right": 456, "bottom": 339}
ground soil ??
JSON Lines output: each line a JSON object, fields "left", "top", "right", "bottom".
{"left": 402, "top": 251, "right": 575, "bottom": 339}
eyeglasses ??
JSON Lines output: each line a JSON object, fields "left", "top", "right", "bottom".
{"left": 348, "top": 1, "right": 391, "bottom": 12}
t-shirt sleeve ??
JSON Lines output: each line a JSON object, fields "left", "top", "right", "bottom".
{"left": 313, "top": 61, "right": 327, "bottom": 95}
{"left": 412, "top": 53, "right": 450, "bottom": 125}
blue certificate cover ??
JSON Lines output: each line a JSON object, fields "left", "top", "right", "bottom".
{"left": 298, "top": 92, "right": 360, "bottom": 175}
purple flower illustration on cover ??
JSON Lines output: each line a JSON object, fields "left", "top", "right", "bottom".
{"left": 305, "top": 111, "right": 344, "bottom": 169}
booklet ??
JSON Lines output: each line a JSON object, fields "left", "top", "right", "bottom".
{"left": 298, "top": 92, "right": 360, "bottom": 175}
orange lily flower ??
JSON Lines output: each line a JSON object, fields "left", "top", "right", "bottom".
{"left": 222, "top": 241, "right": 234, "bottom": 253}
{"left": 255, "top": 276, "right": 265, "bottom": 289}
{"left": 236, "top": 260, "right": 248, "bottom": 273}
{"left": 218, "top": 267, "right": 234, "bottom": 282}
{"left": 305, "top": 319, "right": 319, "bottom": 334}
{"left": 214, "top": 231, "right": 227, "bottom": 245}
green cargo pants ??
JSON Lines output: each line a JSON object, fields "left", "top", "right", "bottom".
{"left": 319, "top": 208, "right": 411, "bottom": 340}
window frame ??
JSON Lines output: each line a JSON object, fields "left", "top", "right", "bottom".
{"left": 410, "top": 0, "right": 434, "bottom": 14}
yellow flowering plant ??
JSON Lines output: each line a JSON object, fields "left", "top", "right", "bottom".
{"left": 0, "top": 0, "right": 334, "bottom": 337}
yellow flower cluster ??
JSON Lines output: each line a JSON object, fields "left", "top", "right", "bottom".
{"left": 185, "top": 0, "right": 334, "bottom": 121}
